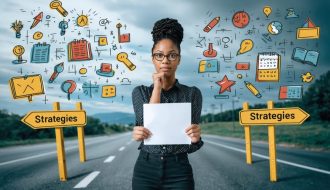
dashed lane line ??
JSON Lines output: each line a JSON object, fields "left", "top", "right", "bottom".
{"left": 74, "top": 171, "right": 100, "bottom": 188}
{"left": 104, "top": 156, "right": 115, "bottom": 163}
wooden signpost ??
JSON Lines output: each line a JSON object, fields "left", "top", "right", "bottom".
{"left": 21, "top": 102, "right": 87, "bottom": 181}
{"left": 239, "top": 100, "right": 310, "bottom": 182}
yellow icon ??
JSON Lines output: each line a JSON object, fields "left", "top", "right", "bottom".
{"left": 50, "top": 0, "right": 68, "bottom": 17}
{"left": 79, "top": 68, "right": 87, "bottom": 75}
{"left": 244, "top": 81, "right": 262, "bottom": 98}
{"left": 237, "top": 39, "right": 253, "bottom": 55}
{"left": 296, "top": 18, "right": 320, "bottom": 39}
{"left": 301, "top": 72, "right": 314, "bottom": 83}
{"left": 9, "top": 74, "right": 45, "bottom": 102}
{"left": 257, "top": 52, "right": 281, "bottom": 82}
{"left": 33, "top": 31, "right": 43, "bottom": 40}
{"left": 12, "top": 45, "right": 27, "bottom": 64}
{"left": 102, "top": 85, "right": 116, "bottom": 98}
{"left": 263, "top": 6, "right": 272, "bottom": 17}
{"left": 13, "top": 45, "right": 25, "bottom": 56}
{"left": 98, "top": 37, "right": 108, "bottom": 46}
{"left": 77, "top": 14, "right": 89, "bottom": 27}
{"left": 117, "top": 52, "right": 136, "bottom": 71}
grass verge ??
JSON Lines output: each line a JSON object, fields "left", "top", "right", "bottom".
{"left": 201, "top": 121, "right": 330, "bottom": 151}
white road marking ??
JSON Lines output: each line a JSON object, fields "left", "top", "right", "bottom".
{"left": 119, "top": 146, "right": 125, "bottom": 151}
{"left": 104, "top": 155, "right": 115, "bottom": 163}
{"left": 0, "top": 145, "right": 77, "bottom": 166}
{"left": 205, "top": 140, "right": 330, "bottom": 175}
{"left": 74, "top": 171, "right": 100, "bottom": 188}
{"left": 0, "top": 135, "right": 127, "bottom": 167}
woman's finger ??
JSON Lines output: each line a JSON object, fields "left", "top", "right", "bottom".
{"left": 185, "top": 126, "right": 193, "bottom": 133}
{"left": 143, "top": 128, "right": 152, "bottom": 135}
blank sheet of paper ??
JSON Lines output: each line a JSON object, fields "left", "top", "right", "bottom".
{"left": 143, "top": 103, "right": 191, "bottom": 145}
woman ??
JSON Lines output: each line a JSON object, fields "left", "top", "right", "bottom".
{"left": 132, "top": 18, "right": 203, "bottom": 190}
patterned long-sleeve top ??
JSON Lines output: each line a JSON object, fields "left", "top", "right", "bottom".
{"left": 132, "top": 79, "right": 204, "bottom": 154}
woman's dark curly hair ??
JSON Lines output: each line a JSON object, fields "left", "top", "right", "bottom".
{"left": 151, "top": 18, "right": 184, "bottom": 53}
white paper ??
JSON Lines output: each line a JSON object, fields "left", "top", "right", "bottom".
{"left": 143, "top": 103, "right": 191, "bottom": 145}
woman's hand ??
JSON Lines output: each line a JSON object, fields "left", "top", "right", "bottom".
{"left": 132, "top": 126, "right": 152, "bottom": 141}
{"left": 152, "top": 72, "right": 165, "bottom": 91}
{"left": 149, "top": 72, "right": 165, "bottom": 103}
{"left": 185, "top": 124, "right": 201, "bottom": 143}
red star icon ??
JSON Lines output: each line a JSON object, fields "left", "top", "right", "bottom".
{"left": 216, "top": 75, "right": 236, "bottom": 94}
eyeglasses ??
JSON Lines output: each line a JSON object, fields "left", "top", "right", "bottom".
{"left": 152, "top": 53, "right": 180, "bottom": 61}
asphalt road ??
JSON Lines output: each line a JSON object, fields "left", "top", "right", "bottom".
{"left": 0, "top": 133, "right": 329, "bottom": 190}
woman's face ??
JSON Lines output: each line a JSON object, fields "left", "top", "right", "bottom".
{"left": 152, "top": 39, "right": 180, "bottom": 77}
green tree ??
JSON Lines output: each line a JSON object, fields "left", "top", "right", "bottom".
{"left": 303, "top": 70, "right": 330, "bottom": 121}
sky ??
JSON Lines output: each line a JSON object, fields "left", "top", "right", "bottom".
{"left": 0, "top": 0, "right": 329, "bottom": 116}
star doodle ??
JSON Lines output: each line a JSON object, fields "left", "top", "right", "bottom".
{"left": 215, "top": 75, "right": 236, "bottom": 94}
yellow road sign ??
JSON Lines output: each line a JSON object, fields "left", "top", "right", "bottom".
{"left": 21, "top": 110, "right": 87, "bottom": 129}
{"left": 239, "top": 107, "right": 309, "bottom": 125}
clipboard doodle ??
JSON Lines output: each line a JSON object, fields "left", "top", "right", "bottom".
{"left": 68, "top": 39, "right": 93, "bottom": 61}
{"left": 9, "top": 74, "right": 45, "bottom": 102}
{"left": 31, "top": 42, "right": 50, "bottom": 63}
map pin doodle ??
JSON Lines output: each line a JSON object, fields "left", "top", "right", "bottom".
{"left": 61, "top": 80, "right": 76, "bottom": 100}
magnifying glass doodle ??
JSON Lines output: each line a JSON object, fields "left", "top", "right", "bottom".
{"left": 61, "top": 80, "right": 76, "bottom": 100}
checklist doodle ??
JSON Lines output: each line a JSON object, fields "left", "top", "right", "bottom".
{"left": 68, "top": 39, "right": 93, "bottom": 61}
{"left": 31, "top": 42, "right": 51, "bottom": 63}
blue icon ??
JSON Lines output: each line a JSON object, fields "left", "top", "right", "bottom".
{"left": 31, "top": 42, "right": 50, "bottom": 63}
{"left": 285, "top": 8, "right": 299, "bottom": 19}
{"left": 59, "top": 20, "right": 68, "bottom": 36}
{"left": 292, "top": 47, "right": 319, "bottom": 66}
